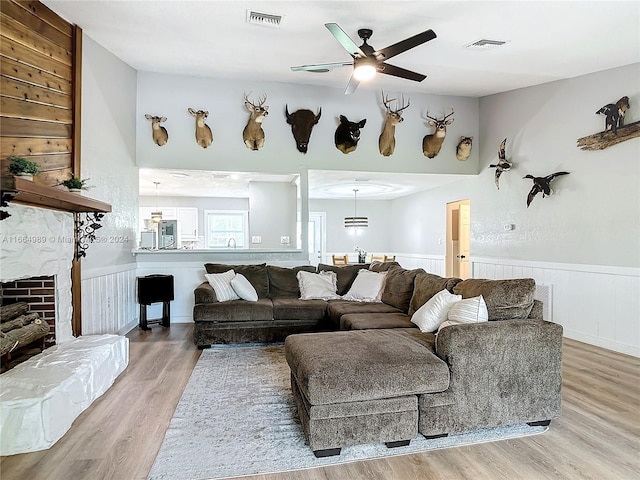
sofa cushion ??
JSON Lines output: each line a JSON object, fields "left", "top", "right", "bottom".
{"left": 326, "top": 300, "right": 403, "bottom": 328}
{"left": 272, "top": 298, "right": 328, "bottom": 322}
{"left": 381, "top": 266, "right": 425, "bottom": 312}
{"left": 343, "top": 270, "right": 387, "bottom": 302}
{"left": 205, "top": 263, "right": 269, "bottom": 298}
{"left": 409, "top": 272, "right": 463, "bottom": 316}
{"left": 411, "top": 289, "right": 462, "bottom": 332}
{"left": 340, "top": 312, "right": 414, "bottom": 330}
{"left": 193, "top": 298, "right": 273, "bottom": 322}
{"left": 267, "top": 265, "right": 316, "bottom": 298}
{"left": 317, "top": 263, "right": 370, "bottom": 296}
{"left": 453, "top": 278, "right": 536, "bottom": 320}
{"left": 204, "top": 271, "right": 240, "bottom": 302}
{"left": 368, "top": 261, "right": 401, "bottom": 272}
{"left": 297, "top": 271, "right": 340, "bottom": 300}
{"left": 285, "top": 329, "right": 450, "bottom": 405}
{"left": 231, "top": 274, "right": 259, "bottom": 302}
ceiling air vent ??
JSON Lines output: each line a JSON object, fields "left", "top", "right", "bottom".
{"left": 246, "top": 10, "right": 283, "bottom": 28}
{"left": 465, "top": 39, "right": 507, "bottom": 50}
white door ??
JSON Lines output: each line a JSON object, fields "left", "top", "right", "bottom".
{"left": 308, "top": 212, "right": 326, "bottom": 265}
{"left": 446, "top": 200, "right": 471, "bottom": 279}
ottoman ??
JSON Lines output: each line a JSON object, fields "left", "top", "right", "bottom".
{"left": 285, "top": 329, "right": 450, "bottom": 457}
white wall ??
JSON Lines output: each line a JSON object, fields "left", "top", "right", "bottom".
{"left": 80, "top": 34, "right": 139, "bottom": 335}
{"left": 310, "top": 198, "right": 393, "bottom": 259}
{"left": 136, "top": 72, "right": 479, "bottom": 176}
{"left": 390, "top": 64, "right": 640, "bottom": 356}
{"left": 249, "top": 182, "right": 297, "bottom": 249}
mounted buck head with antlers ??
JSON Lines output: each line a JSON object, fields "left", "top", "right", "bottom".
{"left": 188, "top": 108, "right": 213, "bottom": 149}
{"left": 243, "top": 93, "right": 269, "bottom": 151}
{"left": 422, "top": 107, "right": 454, "bottom": 158}
{"left": 285, "top": 105, "right": 322, "bottom": 154}
{"left": 378, "top": 92, "right": 410, "bottom": 157}
{"left": 144, "top": 114, "right": 168, "bottom": 146}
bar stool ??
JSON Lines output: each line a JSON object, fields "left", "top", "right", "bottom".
{"left": 136, "top": 274, "right": 174, "bottom": 330}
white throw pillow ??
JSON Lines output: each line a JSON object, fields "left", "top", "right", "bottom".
{"left": 230, "top": 273, "right": 258, "bottom": 302}
{"left": 410, "top": 289, "right": 462, "bottom": 332}
{"left": 438, "top": 295, "right": 489, "bottom": 333}
{"left": 343, "top": 270, "right": 387, "bottom": 302}
{"left": 297, "top": 270, "right": 340, "bottom": 300}
{"left": 205, "top": 270, "right": 240, "bottom": 302}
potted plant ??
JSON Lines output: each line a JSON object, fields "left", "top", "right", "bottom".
{"left": 60, "top": 173, "right": 90, "bottom": 193}
{"left": 8, "top": 155, "right": 40, "bottom": 181}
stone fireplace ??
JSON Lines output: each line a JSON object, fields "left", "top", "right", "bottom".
{"left": 0, "top": 203, "right": 74, "bottom": 344}
{"left": 0, "top": 202, "right": 129, "bottom": 456}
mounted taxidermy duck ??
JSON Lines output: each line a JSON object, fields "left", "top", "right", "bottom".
{"left": 523, "top": 172, "right": 570, "bottom": 207}
{"left": 488, "top": 138, "right": 512, "bottom": 189}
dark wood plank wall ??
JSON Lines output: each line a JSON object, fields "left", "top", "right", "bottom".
{"left": 0, "top": 0, "right": 75, "bottom": 187}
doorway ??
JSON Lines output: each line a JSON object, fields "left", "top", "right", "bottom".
{"left": 308, "top": 212, "right": 326, "bottom": 265}
{"left": 446, "top": 200, "right": 471, "bottom": 279}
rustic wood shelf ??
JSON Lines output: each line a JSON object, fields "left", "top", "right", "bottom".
{"left": 1, "top": 176, "right": 111, "bottom": 214}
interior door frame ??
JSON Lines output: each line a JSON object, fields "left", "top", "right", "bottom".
{"left": 308, "top": 211, "right": 326, "bottom": 265}
{"left": 446, "top": 199, "right": 471, "bottom": 278}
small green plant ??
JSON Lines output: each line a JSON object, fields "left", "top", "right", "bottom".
{"left": 8, "top": 156, "right": 40, "bottom": 176}
{"left": 60, "top": 173, "right": 90, "bottom": 190}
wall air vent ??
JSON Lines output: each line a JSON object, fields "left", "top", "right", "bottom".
{"left": 465, "top": 39, "right": 507, "bottom": 50}
{"left": 246, "top": 10, "right": 283, "bottom": 28}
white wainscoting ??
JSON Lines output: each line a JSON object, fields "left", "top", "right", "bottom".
{"left": 394, "top": 254, "right": 445, "bottom": 276}
{"left": 472, "top": 257, "right": 640, "bottom": 357}
{"left": 82, "top": 263, "right": 138, "bottom": 335}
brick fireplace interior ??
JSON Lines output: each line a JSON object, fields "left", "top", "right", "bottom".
{"left": 1, "top": 275, "right": 57, "bottom": 370}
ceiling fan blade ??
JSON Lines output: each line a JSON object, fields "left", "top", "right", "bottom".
{"left": 344, "top": 73, "right": 360, "bottom": 95}
{"left": 374, "top": 29, "right": 437, "bottom": 61}
{"left": 378, "top": 62, "right": 426, "bottom": 82}
{"left": 291, "top": 62, "right": 352, "bottom": 72}
{"left": 325, "top": 23, "right": 366, "bottom": 58}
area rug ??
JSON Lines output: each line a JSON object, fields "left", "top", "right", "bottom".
{"left": 148, "top": 344, "right": 547, "bottom": 480}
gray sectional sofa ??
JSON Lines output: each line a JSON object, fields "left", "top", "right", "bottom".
{"left": 193, "top": 261, "right": 563, "bottom": 457}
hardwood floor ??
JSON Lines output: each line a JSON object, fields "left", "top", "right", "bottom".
{"left": 1, "top": 324, "right": 638, "bottom": 480}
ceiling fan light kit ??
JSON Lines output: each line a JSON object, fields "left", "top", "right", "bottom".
{"left": 291, "top": 23, "right": 437, "bottom": 94}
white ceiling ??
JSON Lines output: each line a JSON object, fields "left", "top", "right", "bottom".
{"left": 43, "top": 1, "right": 639, "bottom": 97}
{"left": 43, "top": 1, "right": 639, "bottom": 199}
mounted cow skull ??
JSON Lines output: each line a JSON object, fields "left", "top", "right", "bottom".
{"left": 285, "top": 105, "right": 322, "bottom": 154}
{"left": 335, "top": 115, "right": 366, "bottom": 154}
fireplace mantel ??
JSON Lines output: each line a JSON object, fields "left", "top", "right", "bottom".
{"left": 1, "top": 177, "right": 111, "bottom": 214}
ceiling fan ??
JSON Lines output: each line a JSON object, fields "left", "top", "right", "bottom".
{"left": 291, "top": 23, "right": 437, "bottom": 94}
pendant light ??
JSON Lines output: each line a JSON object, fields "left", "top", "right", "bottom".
{"left": 344, "top": 188, "right": 368, "bottom": 228}
{"left": 151, "top": 181, "right": 163, "bottom": 223}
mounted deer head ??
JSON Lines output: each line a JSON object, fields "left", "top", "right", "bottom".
{"left": 188, "top": 108, "right": 213, "bottom": 149}
{"left": 144, "top": 114, "right": 168, "bottom": 146}
{"left": 285, "top": 105, "right": 322, "bottom": 154}
{"left": 378, "top": 92, "right": 410, "bottom": 157}
{"left": 335, "top": 115, "right": 366, "bottom": 154}
{"left": 422, "top": 107, "right": 454, "bottom": 158}
{"left": 242, "top": 93, "right": 269, "bottom": 151}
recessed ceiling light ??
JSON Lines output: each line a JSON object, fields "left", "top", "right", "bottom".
{"left": 170, "top": 172, "right": 189, "bottom": 178}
